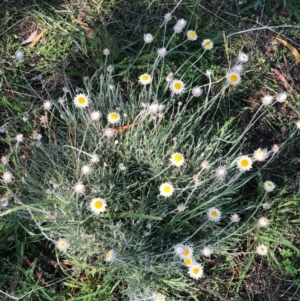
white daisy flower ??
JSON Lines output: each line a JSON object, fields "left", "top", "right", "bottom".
{"left": 202, "top": 39, "right": 213, "bottom": 50}
{"left": 202, "top": 246, "right": 213, "bottom": 257}
{"left": 74, "top": 94, "right": 89, "bottom": 108}
{"left": 188, "top": 263, "right": 204, "bottom": 280}
{"left": 253, "top": 148, "right": 269, "bottom": 162}
{"left": 256, "top": 244, "right": 268, "bottom": 256}
{"left": 90, "top": 198, "right": 107, "bottom": 214}
{"left": 183, "top": 257, "right": 195, "bottom": 267}
{"left": 2, "top": 171, "right": 13, "bottom": 184}
{"left": 144, "top": 33, "right": 154, "bottom": 43}
{"left": 153, "top": 293, "right": 165, "bottom": 301}
{"left": 261, "top": 95, "right": 273, "bottom": 106}
{"left": 207, "top": 207, "right": 222, "bottom": 222}
{"left": 226, "top": 71, "right": 241, "bottom": 86}
{"left": 237, "top": 52, "right": 249, "bottom": 63}
{"left": 107, "top": 112, "right": 121, "bottom": 124}
{"left": 236, "top": 155, "right": 252, "bottom": 172}
{"left": 169, "top": 79, "right": 185, "bottom": 95}
{"left": 263, "top": 180, "right": 276, "bottom": 192}
{"left": 105, "top": 249, "right": 115, "bottom": 262}
{"left": 180, "top": 245, "right": 194, "bottom": 259}
{"left": 139, "top": 73, "right": 152, "bottom": 85}
{"left": 159, "top": 182, "right": 174, "bottom": 197}
{"left": 187, "top": 30, "right": 198, "bottom": 41}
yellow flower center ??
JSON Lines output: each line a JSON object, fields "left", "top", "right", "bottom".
{"left": 192, "top": 267, "right": 200, "bottom": 274}
{"left": 157, "top": 296, "right": 164, "bottom": 301}
{"left": 174, "top": 82, "right": 182, "bottom": 90}
{"left": 184, "top": 258, "right": 192, "bottom": 265}
{"left": 94, "top": 200, "right": 103, "bottom": 209}
{"left": 110, "top": 113, "right": 118, "bottom": 120}
{"left": 163, "top": 186, "right": 171, "bottom": 193}
{"left": 174, "top": 154, "right": 182, "bottom": 162}
{"left": 142, "top": 75, "right": 149, "bottom": 82}
{"left": 204, "top": 41, "right": 211, "bottom": 47}
{"left": 59, "top": 241, "right": 66, "bottom": 247}
{"left": 189, "top": 31, "right": 196, "bottom": 38}
{"left": 105, "top": 251, "right": 111, "bottom": 259}
{"left": 183, "top": 249, "right": 190, "bottom": 256}
{"left": 211, "top": 210, "right": 218, "bottom": 218}
{"left": 240, "top": 159, "right": 249, "bottom": 167}
{"left": 78, "top": 96, "right": 86, "bottom": 105}
{"left": 229, "top": 74, "right": 239, "bottom": 83}
{"left": 261, "top": 247, "right": 265, "bottom": 252}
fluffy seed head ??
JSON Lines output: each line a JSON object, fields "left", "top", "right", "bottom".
{"left": 170, "top": 152, "right": 185, "bottom": 167}
{"left": 230, "top": 213, "right": 241, "bottom": 223}
{"left": 74, "top": 182, "right": 85, "bottom": 194}
{"left": 276, "top": 92, "right": 287, "bottom": 103}
{"left": 56, "top": 238, "right": 69, "bottom": 252}
{"left": 202, "top": 246, "right": 213, "bottom": 257}
{"left": 2, "top": 171, "right": 13, "bottom": 184}
{"left": 253, "top": 148, "right": 269, "bottom": 162}
{"left": 144, "top": 33, "right": 154, "bottom": 43}
{"left": 90, "top": 111, "right": 102, "bottom": 121}
{"left": 192, "top": 86, "right": 203, "bottom": 97}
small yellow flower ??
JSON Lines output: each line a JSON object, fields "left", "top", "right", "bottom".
{"left": 256, "top": 244, "right": 268, "bottom": 256}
